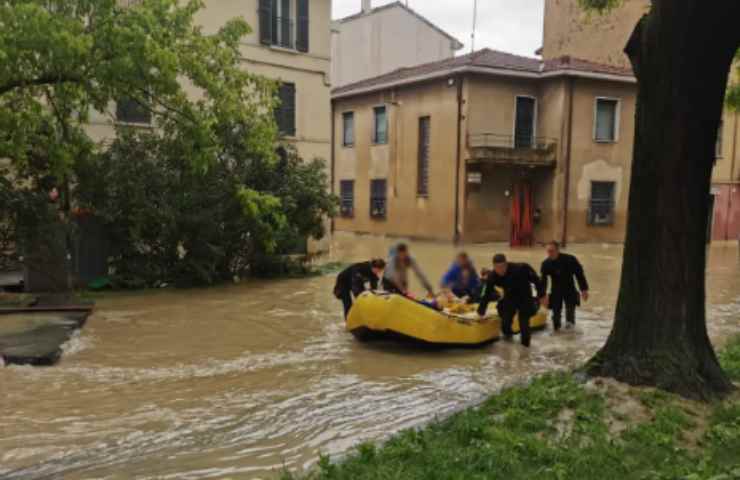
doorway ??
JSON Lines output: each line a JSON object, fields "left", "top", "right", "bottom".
{"left": 514, "top": 96, "right": 536, "bottom": 149}
{"left": 511, "top": 181, "right": 534, "bottom": 247}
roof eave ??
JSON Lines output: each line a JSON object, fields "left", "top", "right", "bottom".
{"left": 332, "top": 66, "right": 636, "bottom": 100}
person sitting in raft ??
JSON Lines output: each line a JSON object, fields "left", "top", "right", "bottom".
{"left": 477, "top": 254, "right": 546, "bottom": 348}
{"left": 383, "top": 243, "right": 434, "bottom": 298}
{"left": 334, "top": 259, "right": 386, "bottom": 318}
{"left": 440, "top": 252, "right": 481, "bottom": 302}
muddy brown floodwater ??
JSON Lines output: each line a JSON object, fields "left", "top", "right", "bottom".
{"left": 2, "top": 233, "right": 739, "bottom": 480}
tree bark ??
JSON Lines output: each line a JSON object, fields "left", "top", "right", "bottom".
{"left": 586, "top": 0, "right": 740, "bottom": 400}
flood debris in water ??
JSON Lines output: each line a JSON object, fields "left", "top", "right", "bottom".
{"left": 0, "top": 299, "right": 92, "bottom": 366}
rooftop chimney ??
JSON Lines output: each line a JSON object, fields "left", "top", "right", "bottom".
{"left": 362, "top": 0, "right": 372, "bottom": 13}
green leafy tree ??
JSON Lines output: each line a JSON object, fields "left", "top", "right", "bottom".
{"left": 0, "top": 0, "right": 335, "bottom": 286}
{"left": 0, "top": 0, "right": 276, "bottom": 179}
{"left": 580, "top": 0, "right": 740, "bottom": 399}
{"left": 74, "top": 127, "right": 336, "bottom": 288}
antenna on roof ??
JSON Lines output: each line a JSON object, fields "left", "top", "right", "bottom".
{"left": 471, "top": 0, "right": 478, "bottom": 54}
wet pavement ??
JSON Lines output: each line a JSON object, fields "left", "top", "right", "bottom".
{"left": 1, "top": 234, "right": 739, "bottom": 479}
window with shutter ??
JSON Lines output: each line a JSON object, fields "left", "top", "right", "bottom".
{"left": 258, "top": 0, "right": 272, "bottom": 45}
{"left": 296, "top": 0, "right": 309, "bottom": 52}
{"left": 275, "top": 83, "right": 296, "bottom": 136}
{"left": 589, "top": 181, "right": 616, "bottom": 226}
{"left": 342, "top": 112, "right": 354, "bottom": 147}
{"left": 274, "top": 0, "right": 292, "bottom": 48}
{"left": 259, "top": 0, "right": 303, "bottom": 50}
{"left": 116, "top": 97, "right": 151, "bottom": 124}
{"left": 417, "top": 116, "right": 430, "bottom": 196}
{"left": 340, "top": 180, "right": 354, "bottom": 217}
{"left": 370, "top": 179, "right": 387, "bottom": 220}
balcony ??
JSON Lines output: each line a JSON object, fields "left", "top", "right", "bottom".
{"left": 468, "top": 133, "right": 558, "bottom": 168}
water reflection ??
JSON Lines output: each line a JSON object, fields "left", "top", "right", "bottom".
{"left": 1, "top": 234, "right": 738, "bottom": 479}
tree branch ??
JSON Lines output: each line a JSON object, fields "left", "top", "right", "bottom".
{"left": 0, "top": 74, "right": 84, "bottom": 96}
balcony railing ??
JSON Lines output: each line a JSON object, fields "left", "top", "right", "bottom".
{"left": 468, "top": 133, "right": 558, "bottom": 167}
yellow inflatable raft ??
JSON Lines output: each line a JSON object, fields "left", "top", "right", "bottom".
{"left": 346, "top": 293, "right": 548, "bottom": 347}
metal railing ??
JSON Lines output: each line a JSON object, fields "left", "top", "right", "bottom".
{"left": 468, "top": 133, "right": 558, "bottom": 150}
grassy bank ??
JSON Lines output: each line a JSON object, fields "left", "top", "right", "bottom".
{"left": 284, "top": 337, "right": 740, "bottom": 480}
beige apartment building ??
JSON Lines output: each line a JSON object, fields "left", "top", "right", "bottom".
{"left": 331, "top": 1, "right": 463, "bottom": 88}
{"left": 89, "top": 0, "right": 332, "bottom": 165}
{"left": 542, "top": 0, "right": 740, "bottom": 242}
{"left": 332, "top": 49, "right": 636, "bottom": 245}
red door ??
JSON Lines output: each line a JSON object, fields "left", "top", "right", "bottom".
{"left": 511, "top": 182, "right": 534, "bottom": 247}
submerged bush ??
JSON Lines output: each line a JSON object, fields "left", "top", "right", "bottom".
{"left": 73, "top": 128, "right": 337, "bottom": 288}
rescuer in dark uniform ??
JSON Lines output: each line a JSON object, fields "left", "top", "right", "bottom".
{"left": 540, "top": 241, "right": 589, "bottom": 331}
{"left": 477, "top": 254, "right": 546, "bottom": 348}
{"left": 334, "top": 259, "right": 386, "bottom": 318}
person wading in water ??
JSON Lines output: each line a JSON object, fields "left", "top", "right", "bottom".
{"left": 477, "top": 254, "right": 546, "bottom": 348}
{"left": 334, "top": 259, "right": 386, "bottom": 318}
{"left": 540, "top": 241, "right": 589, "bottom": 331}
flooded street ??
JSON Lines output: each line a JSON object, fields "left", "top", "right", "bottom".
{"left": 2, "top": 234, "right": 739, "bottom": 480}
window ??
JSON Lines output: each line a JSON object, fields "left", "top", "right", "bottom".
{"left": 116, "top": 97, "right": 151, "bottom": 125}
{"left": 514, "top": 96, "right": 536, "bottom": 148}
{"left": 373, "top": 106, "right": 388, "bottom": 144}
{"left": 716, "top": 119, "right": 724, "bottom": 158}
{"left": 370, "top": 179, "right": 387, "bottom": 219}
{"left": 340, "top": 180, "right": 354, "bottom": 217}
{"left": 258, "top": 0, "right": 309, "bottom": 52}
{"left": 589, "top": 181, "right": 616, "bottom": 226}
{"left": 594, "top": 98, "right": 619, "bottom": 143}
{"left": 417, "top": 116, "right": 431, "bottom": 196}
{"left": 342, "top": 112, "right": 355, "bottom": 147}
{"left": 275, "top": 83, "right": 296, "bottom": 136}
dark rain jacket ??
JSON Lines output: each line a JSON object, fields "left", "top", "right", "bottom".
{"left": 540, "top": 253, "right": 589, "bottom": 306}
{"left": 477, "top": 263, "right": 545, "bottom": 316}
{"left": 334, "top": 262, "right": 379, "bottom": 298}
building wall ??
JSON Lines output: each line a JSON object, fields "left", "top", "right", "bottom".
{"left": 463, "top": 74, "right": 551, "bottom": 243}
{"left": 542, "top": 0, "right": 740, "bottom": 241}
{"left": 331, "top": 5, "right": 459, "bottom": 88}
{"left": 565, "top": 78, "right": 636, "bottom": 243}
{"left": 466, "top": 75, "right": 541, "bottom": 141}
{"left": 712, "top": 185, "right": 740, "bottom": 242}
{"left": 461, "top": 74, "right": 635, "bottom": 244}
{"left": 89, "top": 0, "right": 332, "bottom": 165}
{"left": 333, "top": 79, "right": 461, "bottom": 240}
{"left": 541, "top": 0, "right": 650, "bottom": 69}
{"left": 712, "top": 109, "right": 740, "bottom": 241}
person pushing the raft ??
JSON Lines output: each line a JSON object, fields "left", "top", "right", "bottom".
{"left": 477, "top": 254, "right": 546, "bottom": 348}
{"left": 334, "top": 259, "right": 386, "bottom": 318}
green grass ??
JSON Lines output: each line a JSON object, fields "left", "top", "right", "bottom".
{"left": 283, "top": 338, "right": 740, "bottom": 480}
{"left": 718, "top": 335, "right": 740, "bottom": 381}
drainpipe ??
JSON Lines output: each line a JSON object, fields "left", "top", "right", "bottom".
{"left": 454, "top": 75, "right": 464, "bottom": 244}
{"left": 561, "top": 77, "right": 575, "bottom": 248}
{"left": 391, "top": 89, "right": 401, "bottom": 198}
{"left": 330, "top": 98, "right": 336, "bottom": 234}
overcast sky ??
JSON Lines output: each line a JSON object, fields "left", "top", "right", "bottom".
{"left": 332, "top": 0, "right": 545, "bottom": 57}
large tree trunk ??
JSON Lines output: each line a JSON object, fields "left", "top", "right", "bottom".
{"left": 586, "top": 0, "right": 740, "bottom": 400}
